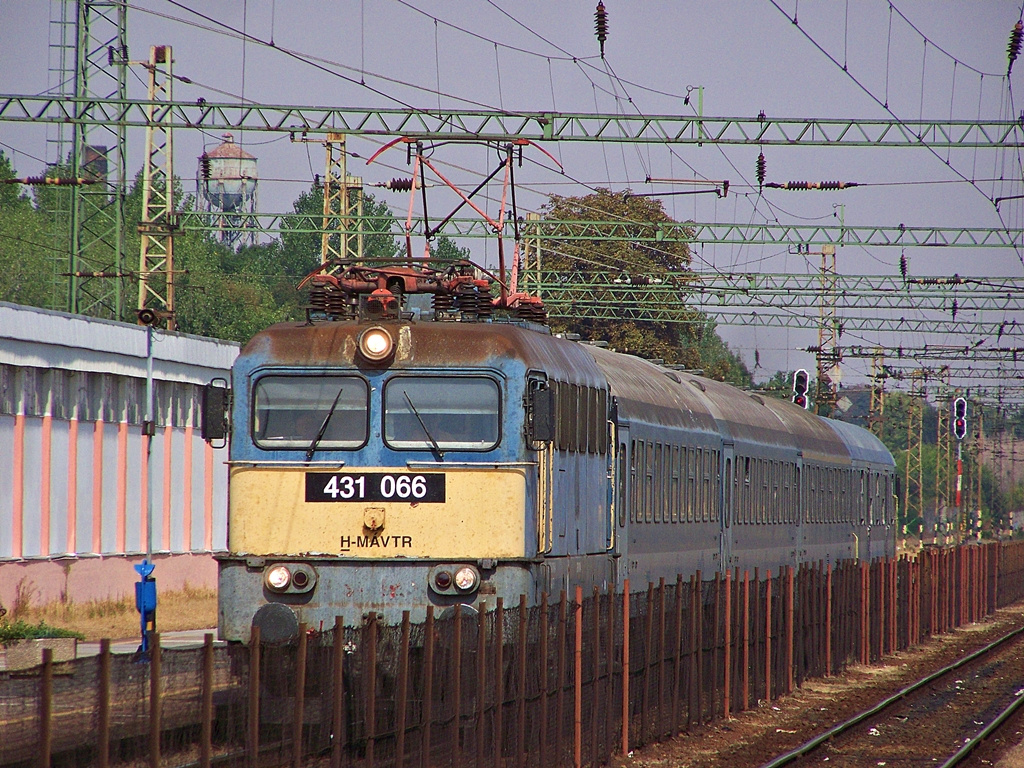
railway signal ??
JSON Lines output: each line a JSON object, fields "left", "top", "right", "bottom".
{"left": 793, "top": 369, "right": 810, "bottom": 409}
{"left": 953, "top": 396, "right": 968, "bottom": 441}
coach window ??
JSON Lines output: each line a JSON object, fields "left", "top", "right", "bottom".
{"left": 384, "top": 376, "right": 500, "bottom": 451}
{"left": 618, "top": 445, "right": 628, "bottom": 526}
{"left": 645, "top": 442, "right": 655, "bottom": 523}
{"left": 630, "top": 440, "right": 639, "bottom": 523}
{"left": 253, "top": 375, "right": 369, "bottom": 450}
{"left": 671, "top": 445, "right": 681, "bottom": 522}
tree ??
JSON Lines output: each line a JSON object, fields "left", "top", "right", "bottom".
{"left": 540, "top": 188, "right": 749, "bottom": 384}
{"left": 0, "top": 152, "right": 61, "bottom": 308}
{"left": 280, "top": 185, "right": 399, "bottom": 276}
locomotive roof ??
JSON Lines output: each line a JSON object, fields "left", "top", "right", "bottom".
{"left": 239, "top": 318, "right": 607, "bottom": 387}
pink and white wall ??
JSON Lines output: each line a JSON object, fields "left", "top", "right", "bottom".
{"left": 0, "top": 303, "right": 238, "bottom": 610}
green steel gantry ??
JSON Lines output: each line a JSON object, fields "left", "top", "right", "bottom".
{"left": 3, "top": 95, "right": 1023, "bottom": 147}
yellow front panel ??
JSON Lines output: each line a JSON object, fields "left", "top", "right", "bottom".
{"left": 229, "top": 467, "right": 526, "bottom": 558}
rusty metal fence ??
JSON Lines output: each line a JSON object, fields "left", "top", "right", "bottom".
{"left": 4, "top": 540, "right": 1024, "bottom": 768}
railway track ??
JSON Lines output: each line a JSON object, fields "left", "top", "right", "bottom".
{"left": 759, "top": 624, "right": 1024, "bottom": 768}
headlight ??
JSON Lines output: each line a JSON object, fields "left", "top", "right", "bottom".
{"left": 358, "top": 326, "right": 394, "bottom": 361}
{"left": 454, "top": 566, "right": 478, "bottom": 591}
{"left": 429, "top": 564, "right": 482, "bottom": 595}
{"left": 266, "top": 565, "right": 291, "bottom": 591}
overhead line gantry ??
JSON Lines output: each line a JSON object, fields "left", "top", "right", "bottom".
{"left": 3, "top": 95, "right": 1023, "bottom": 148}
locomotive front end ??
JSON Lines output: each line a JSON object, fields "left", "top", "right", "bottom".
{"left": 217, "top": 318, "right": 538, "bottom": 643}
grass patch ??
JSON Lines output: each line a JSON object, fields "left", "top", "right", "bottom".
{"left": 0, "top": 619, "right": 85, "bottom": 646}
{"left": 9, "top": 585, "right": 217, "bottom": 642}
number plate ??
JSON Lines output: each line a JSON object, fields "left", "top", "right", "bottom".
{"left": 305, "top": 472, "right": 446, "bottom": 503}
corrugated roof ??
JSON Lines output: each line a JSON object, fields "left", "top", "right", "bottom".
{"left": 0, "top": 302, "right": 239, "bottom": 384}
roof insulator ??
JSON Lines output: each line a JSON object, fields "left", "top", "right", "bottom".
{"left": 595, "top": 2, "right": 609, "bottom": 58}
{"left": 1009, "top": 21, "right": 1023, "bottom": 75}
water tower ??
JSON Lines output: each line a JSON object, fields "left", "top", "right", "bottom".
{"left": 197, "top": 133, "right": 258, "bottom": 247}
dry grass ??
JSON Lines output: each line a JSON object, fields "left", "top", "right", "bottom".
{"left": 9, "top": 585, "right": 217, "bottom": 642}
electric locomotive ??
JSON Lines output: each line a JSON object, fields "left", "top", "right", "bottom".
{"left": 207, "top": 261, "right": 896, "bottom": 643}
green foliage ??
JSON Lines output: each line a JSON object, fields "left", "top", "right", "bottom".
{"left": 430, "top": 235, "right": 471, "bottom": 261}
{"left": 0, "top": 151, "right": 64, "bottom": 309}
{"left": 0, "top": 619, "right": 84, "bottom": 646}
{"left": 541, "top": 188, "right": 749, "bottom": 385}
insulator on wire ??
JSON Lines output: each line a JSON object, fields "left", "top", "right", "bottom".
{"left": 595, "top": 2, "right": 609, "bottom": 58}
{"left": 1009, "top": 21, "right": 1023, "bottom": 75}
{"left": 765, "top": 180, "right": 859, "bottom": 191}
{"left": 951, "top": 298, "right": 959, "bottom": 320}
{"left": 383, "top": 177, "right": 414, "bottom": 192}
{"left": 200, "top": 153, "right": 211, "bottom": 180}
{"left": 900, "top": 252, "right": 908, "bottom": 280}
{"left": 756, "top": 152, "right": 766, "bottom": 188}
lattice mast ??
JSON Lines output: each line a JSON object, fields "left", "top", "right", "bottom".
{"left": 322, "top": 133, "right": 363, "bottom": 267}
{"left": 933, "top": 374, "right": 953, "bottom": 540}
{"left": 905, "top": 371, "right": 925, "bottom": 542}
{"left": 816, "top": 244, "right": 840, "bottom": 416}
{"left": 137, "top": 45, "right": 176, "bottom": 330}
{"left": 868, "top": 347, "right": 886, "bottom": 440}
{"left": 69, "top": 0, "right": 128, "bottom": 320}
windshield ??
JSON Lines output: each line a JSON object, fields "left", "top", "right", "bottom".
{"left": 384, "top": 376, "right": 500, "bottom": 451}
{"left": 253, "top": 375, "right": 368, "bottom": 450}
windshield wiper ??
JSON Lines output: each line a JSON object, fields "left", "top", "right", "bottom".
{"left": 404, "top": 391, "right": 444, "bottom": 461}
{"left": 306, "top": 386, "right": 345, "bottom": 461}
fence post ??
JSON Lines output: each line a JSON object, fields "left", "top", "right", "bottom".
{"left": 786, "top": 567, "right": 794, "bottom": 694}
{"left": 496, "top": 597, "right": 505, "bottom": 768}
{"left": 591, "top": 586, "right": 600, "bottom": 761}
{"left": 423, "top": 609, "right": 434, "bottom": 768}
{"left": 396, "top": 612, "right": 411, "bottom": 768}
{"left": 695, "top": 572, "right": 703, "bottom": 723}
{"left": 621, "top": 581, "right": 630, "bottom": 756}
{"left": 764, "top": 570, "right": 772, "bottom": 703}
{"left": 540, "top": 592, "right": 549, "bottom": 768}
{"left": 825, "top": 564, "right": 832, "bottom": 677}
{"left": 642, "top": 582, "right": 653, "bottom": 741}
{"left": 476, "top": 603, "right": 487, "bottom": 768}
{"left": 98, "top": 639, "right": 111, "bottom": 768}
{"left": 248, "top": 626, "right": 261, "bottom": 768}
{"left": 742, "top": 570, "right": 750, "bottom": 710}
{"left": 605, "top": 585, "right": 616, "bottom": 758}
{"left": 293, "top": 623, "right": 308, "bottom": 768}
{"left": 39, "top": 647, "right": 53, "bottom": 768}
{"left": 672, "top": 574, "right": 683, "bottom": 733}
{"left": 366, "top": 613, "right": 378, "bottom": 768}
{"left": 518, "top": 595, "right": 527, "bottom": 768}
{"left": 574, "top": 586, "right": 582, "bottom": 768}
{"left": 150, "top": 634, "right": 161, "bottom": 768}
{"left": 557, "top": 592, "right": 567, "bottom": 765}
{"left": 333, "top": 616, "right": 345, "bottom": 768}
{"left": 723, "top": 569, "right": 731, "bottom": 718}
{"left": 658, "top": 578, "right": 667, "bottom": 737}
{"left": 452, "top": 609, "right": 462, "bottom": 768}
{"left": 201, "top": 633, "right": 214, "bottom": 768}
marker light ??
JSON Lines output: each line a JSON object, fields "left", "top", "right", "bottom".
{"left": 266, "top": 565, "right": 291, "bottom": 591}
{"left": 359, "top": 326, "right": 394, "bottom": 361}
{"left": 454, "top": 566, "right": 478, "bottom": 591}
{"left": 434, "top": 570, "right": 453, "bottom": 590}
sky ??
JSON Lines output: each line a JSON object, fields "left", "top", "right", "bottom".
{"left": 3, "top": 1, "right": 1024, "bottom": 398}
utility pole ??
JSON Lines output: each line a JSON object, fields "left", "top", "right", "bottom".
{"left": 319, "top": 133, "right": 363, "bottom": 267}
{"left": 137, "top": 45, "right": 176, "bottom": 330}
